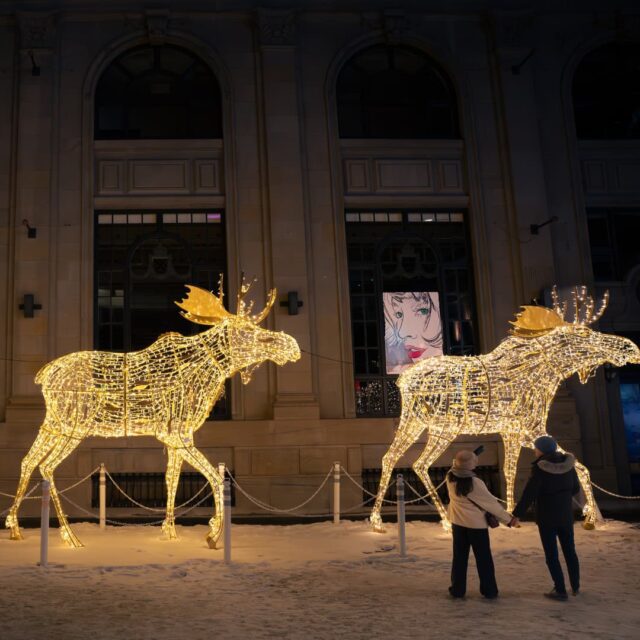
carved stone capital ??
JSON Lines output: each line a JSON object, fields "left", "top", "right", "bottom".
{"left": 257, "top": 9, "right": 296, "bottom": 47}
{"left": 17, "top": 12, "right": 56, "bottom": 51}
{"left": 492, "top": 11, "right": 535, "bottom": 51}
{"left": 360, "top": 9, "right": 411, "bottom": 39}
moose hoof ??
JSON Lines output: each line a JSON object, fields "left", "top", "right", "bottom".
{"left": 206, "top": 532, "right": 219, "bottom": 549}
{"left": 9, "top": 528, "right": 24, "bottom": 541}
{"left": 162, "top": 521, "right": 178, "bottom": 541}
{"left": 582, "top": 520, "right": 596, "bottom": 531}
{"left": 370, "top": 513, "right": 385, "bottom": 534}
{"left": 60, "top": 528, "right": 84, "bottom": 549}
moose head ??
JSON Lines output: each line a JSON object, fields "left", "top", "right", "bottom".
{"left": 510, "top": 286, "right": 640, "bottom": 383}
{"left": 176, "top": 276, "right": 301, "bottom": 384}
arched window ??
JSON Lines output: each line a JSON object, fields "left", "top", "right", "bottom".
{"left": 95, "top": 45, "right": 223, "bottom": 140}
{"left": 337, "top": 45, "right": 459, "bottom": 139}
{"left": 573, "top": 43, "right": 640, "bottom": 140}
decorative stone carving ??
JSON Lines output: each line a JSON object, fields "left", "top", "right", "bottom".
{"left": 17, "top": 12, "right": 56, "bottom": 50}
{"left": 146, "top": 10, "right": 169, "bottom": 44}
{"left": 257, "top": 9, "right": 296, "bottom": 46}
{"left": 492, "top": 11, "right": 535, "bottom": 50}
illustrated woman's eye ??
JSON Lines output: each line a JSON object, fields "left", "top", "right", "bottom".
{"left": 395, "top": 311, "right": 403, "bottom": 319}
{"left": 417, "top": 307, "right": 429, "bottom": 316}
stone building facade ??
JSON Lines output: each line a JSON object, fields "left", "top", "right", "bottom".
{"left": 1, "top": 0, "right": 639, "bottom": 519}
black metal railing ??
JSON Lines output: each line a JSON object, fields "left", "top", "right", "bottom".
{"left": 361, "top": 465, "right": 500, "bottom": 505}
{"left": 91, "top": 471, "right": 235, "bottom": 509}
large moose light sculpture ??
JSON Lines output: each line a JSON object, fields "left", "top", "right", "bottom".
{"left": 6, "top": 279, "right": 300, "bottom": 548}
{"left": 370, "top": 287, "right": 640, "bottom": 532}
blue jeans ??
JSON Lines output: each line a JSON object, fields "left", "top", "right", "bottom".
{"left": 538, "top": 524, "right": 580, "bottom": 594}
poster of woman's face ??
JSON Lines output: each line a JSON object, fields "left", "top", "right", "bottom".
{"left": 383, "top": 292, "right": 443, "bottom": 374}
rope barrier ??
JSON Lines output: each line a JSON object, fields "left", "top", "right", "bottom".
{"left": 228, "top": 468, "right": 333, "bottom": 514}
{"left": 104, "top": 469, "right": 211, "bottom": 512}
{"left": 0, "top": 467, "right": 99, "bottom": 501}
{"left": 340, "top": 467, "right": 444, "bottom": 506}
{"left": 0, "top": 482, "right": 42, "bottom": 517}
{"left": 591, "top": 481, "right": 640, "bottom": 500}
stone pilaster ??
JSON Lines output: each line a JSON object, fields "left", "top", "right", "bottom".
{"left": 257, "top": 10, "right": 319, "bottom": 419}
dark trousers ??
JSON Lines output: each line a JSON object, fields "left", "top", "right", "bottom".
{"left": 450, "top": 524, "right": 498, "bottom": 598}
{"left": 538, "top": 524, "right": 580, "bottom": 594}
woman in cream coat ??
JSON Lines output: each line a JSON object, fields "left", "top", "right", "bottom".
{"left": 447, "top": 450, "right": 516, "bottom": 599}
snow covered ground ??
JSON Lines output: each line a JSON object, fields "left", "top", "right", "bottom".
{"left": 0, "top": 519, "right": 638, "bottom": 640}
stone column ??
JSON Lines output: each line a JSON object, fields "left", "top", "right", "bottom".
{"left": 490, "top": 12, "right": 557, "bottom": 301}
{"left": 256, "top": 10, "right": 318, "bottom": 419}
{"left": 6, "top": 13, "right": 57, "bottom": 420}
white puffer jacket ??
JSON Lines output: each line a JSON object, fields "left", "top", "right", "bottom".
{"left": 446, "top": 476, "right": 513, "bottom": 529}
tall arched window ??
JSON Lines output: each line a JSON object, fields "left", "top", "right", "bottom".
{"left": 95, "top": 45, "right": 223, "bottom": 140}
{"left": 336, "top": 45, "right": 460, "bottom": 139}
{"left": 573, "top": 42, "right": 640, "bottom": 140}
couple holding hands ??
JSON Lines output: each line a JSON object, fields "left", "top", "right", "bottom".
{"left": 447, "top": 435, "right": 582, "bottom": 601}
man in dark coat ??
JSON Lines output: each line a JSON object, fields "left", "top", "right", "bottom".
{"left": 513, "top": 435, "right": 582, "bottom": 601}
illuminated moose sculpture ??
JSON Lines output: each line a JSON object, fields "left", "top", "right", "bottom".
{"left": 6, "top": 279, "right": 300, "bottom": 548}
{"left": 371, "top": 287, "right": 640, "bottom": 532}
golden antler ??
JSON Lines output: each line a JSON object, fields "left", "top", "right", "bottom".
{"left": 568, "top": 286, "right": 609, "bottom": 326}
{"left": 252, "top": 288, "right": 277, "bottom": 325}
{"left": 175, "top": 285, "right": 231, "bottom": 325}
{"left": 510, "top": 306, "right": 567, "bottom": 338}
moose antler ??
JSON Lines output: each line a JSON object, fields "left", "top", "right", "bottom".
{"left": 511, "top": 285, "right": 610, "bottom": 337}
{"left": 252, "top": 288, "right": 277, "bottom": 325}
{"left": 235, "top": 273, "right": 276, "bottom": 325}
{"left": 550, "top": 286, "right": 567, "bottom": 321}
{"left": 175, "top": 285, "right": 231, "bottom": 325}
{"left": 569, "top": 286, "right": 609, "bottom": 325}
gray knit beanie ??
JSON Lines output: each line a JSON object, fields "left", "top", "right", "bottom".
{"left": 453, "top": 450, "right": 478, "bottom": 471}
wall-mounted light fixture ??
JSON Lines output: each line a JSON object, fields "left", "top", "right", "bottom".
{"left": 22, "top": 219, "right": 36, "bottom": 238}
{"left": 28, "top": 51, "right": 40, "bottom": 77}
{"left": 280, "top": 291, "right": 303, "bottom": 315}
{"left": 511, "top": 48, "right": 535, "bottom": 75}
{"left": 19, "top": 294, "right": 42, "bottom": 318}
{"left": 530, "top": 216, "right": 559, "bottom": 235}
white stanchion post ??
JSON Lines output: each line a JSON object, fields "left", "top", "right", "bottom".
{"left": 396, "top": 474, "right": 406, "bottom": 558}
{"left": 333, "top": 461, "right": 341, "bottom": 524}
{"left": 223, "top": 476, "right": 231, "bottom": 564}
{"left": 99, "top": 463, "right": 106, "bottom": 530}
{"left": 39, "top": 480, "right": 51, "bottom": 567}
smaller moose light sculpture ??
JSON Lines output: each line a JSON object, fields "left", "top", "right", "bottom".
{"left": 6, "top": 278, "right": 300, "bottom": 548}
{"left": 370, "top": 286, "right": 640, "bottom": 533}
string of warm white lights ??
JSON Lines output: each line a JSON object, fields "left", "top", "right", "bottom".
{"left": 6, "top": 277, "right": 300, "bottom": 548}
{"left": 370, "top": 286, "right": 640, "bottom": 533}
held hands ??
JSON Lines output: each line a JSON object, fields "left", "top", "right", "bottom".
{"left": 507, "top": 516, "right": 520, "bottom": 528}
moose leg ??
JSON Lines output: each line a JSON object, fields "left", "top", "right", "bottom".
{"left": 162, "top": 447, "right": 183, "bottom": 540}
{"left": 501, "top": 435, "right": 522, "bottom": 513}
{"left": 5, "top": 427, "right": 57, "bottom": 540}
{"left": 370, "top": 415, "right": 425, "bottom": 533}
{"left": 555, "top": 447, "right": 600, "bottom": 530}
{"left": 39, "top": 434, "right": 84, "bottom": 548}
{"left": 573, "top": 459, "right": 601, "bottom": 529}
{"left": 179, "top": 446, "right": 224, "bottom": 549}
{"left": 412, "top": 434, "right": 454, "bottom": 532}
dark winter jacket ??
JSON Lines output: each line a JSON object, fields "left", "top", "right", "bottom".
{"left": 513, "top": 452, "right": 581, "bottom": 528}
